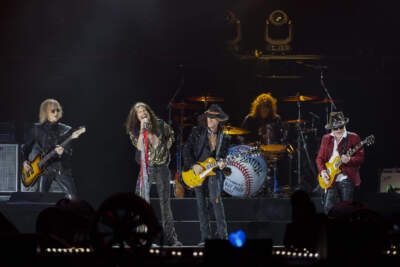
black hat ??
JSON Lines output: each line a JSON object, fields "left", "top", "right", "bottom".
{"left": 325, "top": 111, "right": 349, "bottom": 130}
{"left": 204, "top": 104, "right": 229, "bottom": 122}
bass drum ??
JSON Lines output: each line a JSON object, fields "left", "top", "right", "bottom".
{"left": 223, "top": 145, "right": 267, "bottom": 198}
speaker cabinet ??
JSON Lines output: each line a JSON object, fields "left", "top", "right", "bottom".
{"left": 0, "top": 144, "right": 18, "bottom": 192}
{"left": 379, "top": 168, "right": 400, "bottom": 193}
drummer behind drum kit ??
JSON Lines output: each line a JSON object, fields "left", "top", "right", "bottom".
{"left": 171, "top": 94, "right": 343, "bottom": 198}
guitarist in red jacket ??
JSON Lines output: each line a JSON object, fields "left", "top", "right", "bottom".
{"left": 316, "top": 112, "right": 364, "bottom": 214}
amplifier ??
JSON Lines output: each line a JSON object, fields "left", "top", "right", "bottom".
{"left": 0, "top": 144, "right": 18, "bottom": 192}
{"left": 379, "top": 168, "right": 400, "bottom": 193}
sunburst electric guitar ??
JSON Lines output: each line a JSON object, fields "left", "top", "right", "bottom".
{"left": 21, "top": 126, "right": 86, "bottom": 187}
{"left": 318, "top": 134, "right": 375, "bottom": 189}
{"left": 182, "top": 146, "right": 260, "bottom": 188}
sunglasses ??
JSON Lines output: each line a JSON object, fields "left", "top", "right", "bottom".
{"left": 332, "top": 126, "right": 344, "bottom": 131}
{"left": 50, "top": 108, "right": 61, "bottom": 114}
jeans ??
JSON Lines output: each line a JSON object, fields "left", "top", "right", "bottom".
{"left": 323, "top": 178, "right": 355, "bottom": 214}
{"left": 39, "top": 168, "right": 78, "bottom": 199}
{"left": 194, "top": 172, "right": 228, "bottom": 242}
{"left": 135, "top": 164, "right": 178, "bottom": 244}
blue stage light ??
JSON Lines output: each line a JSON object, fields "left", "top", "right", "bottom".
{"left": 229, "top": 230, "right": 246, "bottom": 248}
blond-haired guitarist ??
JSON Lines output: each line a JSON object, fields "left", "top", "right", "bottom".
{"left": 22, "top": 99, "right": 82, "bottom": 199}
{"left": 316, "top": 112, "right": 364, "bottom": 214}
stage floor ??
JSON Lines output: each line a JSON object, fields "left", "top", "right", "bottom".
{"left": 0, "top": 193, "right": 399, "bottom": 246}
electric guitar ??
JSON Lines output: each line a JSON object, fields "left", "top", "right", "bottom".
{"left": 21, "top": 126, "right": 86, "bottom": 187}
{"left": 182, "top": 146, "right": 260, "bottom": 188}
{"left": 318, "top": 134, "right": 375, "bottom": 189}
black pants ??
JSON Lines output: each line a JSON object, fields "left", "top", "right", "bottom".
{"left": 135, "top": 165, "right": 178, "bottom": 245}
{"left": 194, "top": 172, "right": 228, "bottom": 242}
{"left": 323, "top": 179, "right": 355, "bottom": 214}
{"left": 39, "top": 168, "right": 78, "bottom": 199}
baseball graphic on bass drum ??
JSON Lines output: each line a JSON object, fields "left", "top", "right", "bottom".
{"left": 223, "top": 145, "right": 267, "bottom": 197}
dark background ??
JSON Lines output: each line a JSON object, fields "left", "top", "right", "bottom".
{"left": 0, "top": 0, "right": 399, "bottom": 207}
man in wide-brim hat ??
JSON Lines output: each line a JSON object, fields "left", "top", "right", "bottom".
{"left": 183, "top": 104, "right": 230, "bottom": 245}
{"left": 316, "top": 111, "right": 364, "bottom": 214}
{"left": 324, "top": 111, "right": 350, "bottom": 130}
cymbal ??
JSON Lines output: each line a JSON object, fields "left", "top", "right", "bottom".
{"left": 171, "top": 102, "right": 201, "bottom": 110}
{"left": 313, "top": 98, "right": 343, "bottom": 104}
{"left": 260, "top": 144, "right": 286, "bottom": 153}
{"left": 281, "top": 95, "right": 318, "bottom": 102}
{"left": 186, "top": 96, "right": 224, "bottom": 103}
{"left": 223, "top": 125, "right": 250, "bottom": 135}
{"left": 285, "top": 119, "right": 307, "bottom": 124}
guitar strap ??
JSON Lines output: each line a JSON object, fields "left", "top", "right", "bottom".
{"left": 195, "top": 128, "right": 208, "bottom": 160}
{"left": 215, "top": 130, "right": 224, "bottom": 160}
{"left": 341, "top": 135, "right": 349, "bottom": 155}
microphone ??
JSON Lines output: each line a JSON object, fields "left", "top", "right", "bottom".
{"left": 142, "top": 117, "right": 149, "bottom": 130}
{"left": 309, "top": 112, "right": 320, "bottom": 120}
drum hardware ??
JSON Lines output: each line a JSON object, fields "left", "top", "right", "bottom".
{"left": 222, "top": 145, "right": 267, "bottom": 198}
{"left": 294, "top": 92, "right": 318, "bottom": 191}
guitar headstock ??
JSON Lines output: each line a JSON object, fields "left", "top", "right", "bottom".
{"left": 364, "top": 135, "right": 375, "bottom": 146}
{"left": 72, "top": 126, "right": 86, "bottom": 139}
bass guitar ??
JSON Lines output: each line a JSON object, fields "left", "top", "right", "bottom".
{"left": 318, "top": 134, "right": 375, "bottom": 189}
{"left": 182, "top": 146, "right": 260, "bottom": 188}
{"left": 21, "top": 126, "right": 86, "bottom": 187}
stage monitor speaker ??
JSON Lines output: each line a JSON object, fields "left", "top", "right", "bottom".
{"left": 0, "top": 144, "right": 18, "bottom": 192}
{"left": 379, "top": 168, "right": 400, "bottom": 193}
{"left": 8, "top": 192, "right": 66, "bottom": 203}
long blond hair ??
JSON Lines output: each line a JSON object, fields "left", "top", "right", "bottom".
{"left": 39, "top": 99, "right": 63, "bottom": 123}
{"left": 125, "top": 102, "right": 160, "bottom": 136}
{"left": 248, "top": 93, "right": 278, "bottom": 119}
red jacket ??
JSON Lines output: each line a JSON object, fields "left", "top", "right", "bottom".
{"left": 316, "top": 132, "right": 364, "bottom": 186}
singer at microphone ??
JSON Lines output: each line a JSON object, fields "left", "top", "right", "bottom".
{"left": 125, "top": 102, "right": 182, "bottom": 246}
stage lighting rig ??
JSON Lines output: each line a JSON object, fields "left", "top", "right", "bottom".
{"left": 265, "top": 10, "right": 293, "bottom": 53}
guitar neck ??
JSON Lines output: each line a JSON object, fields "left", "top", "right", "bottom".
{"left": 38, "top": 136, "right": 73, "bottom": 167}
{"left": 337, "top": 140, "right": 366, "bottom": 166}
{"left": 347, "top": 140, "right": 365, "bottom": 157}
{"left": 225, "top": 149, "right": 257, "bottom": 163}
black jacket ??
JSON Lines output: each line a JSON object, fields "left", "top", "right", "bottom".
{"left": 182, "top": 126, "right": 230, "bottom": 171}
{"left": 22, "top": 121, "right": 73, "bottom": 170}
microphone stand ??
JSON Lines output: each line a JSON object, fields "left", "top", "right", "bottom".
{"left": 166, "top": 65, "right": 185, "bottom": 193}
{"left": 320, "top": 69, "right": 337, "bottom": 126}
{"left": 295, "top": 94, "right": 318, "bottom": 191}
{"left": 296, "top": 94, "right": 302, "bottom": 189}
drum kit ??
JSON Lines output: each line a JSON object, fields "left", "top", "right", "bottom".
{"left": 170, "top": 93, "right": 342, "bottom": 198}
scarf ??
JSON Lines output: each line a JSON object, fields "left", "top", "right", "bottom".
{"left": 139, "top": 130, "right": 150, "bottom": 203}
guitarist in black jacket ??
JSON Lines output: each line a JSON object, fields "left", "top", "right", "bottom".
{"left": 183, "top": 104, "right": 230, "bottom": 245}
{"left": 22, "top": 99, "right": 78, "bottom": 199}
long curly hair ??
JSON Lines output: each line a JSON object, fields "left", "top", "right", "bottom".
{"left": 39, "top": 99, "right": 63, "bottom": 123}
{"left": 125, "top": 102, "right": 160, "bottom": 136}
{"left": 248, "top": 93, "right": 278, "bottom": 119}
